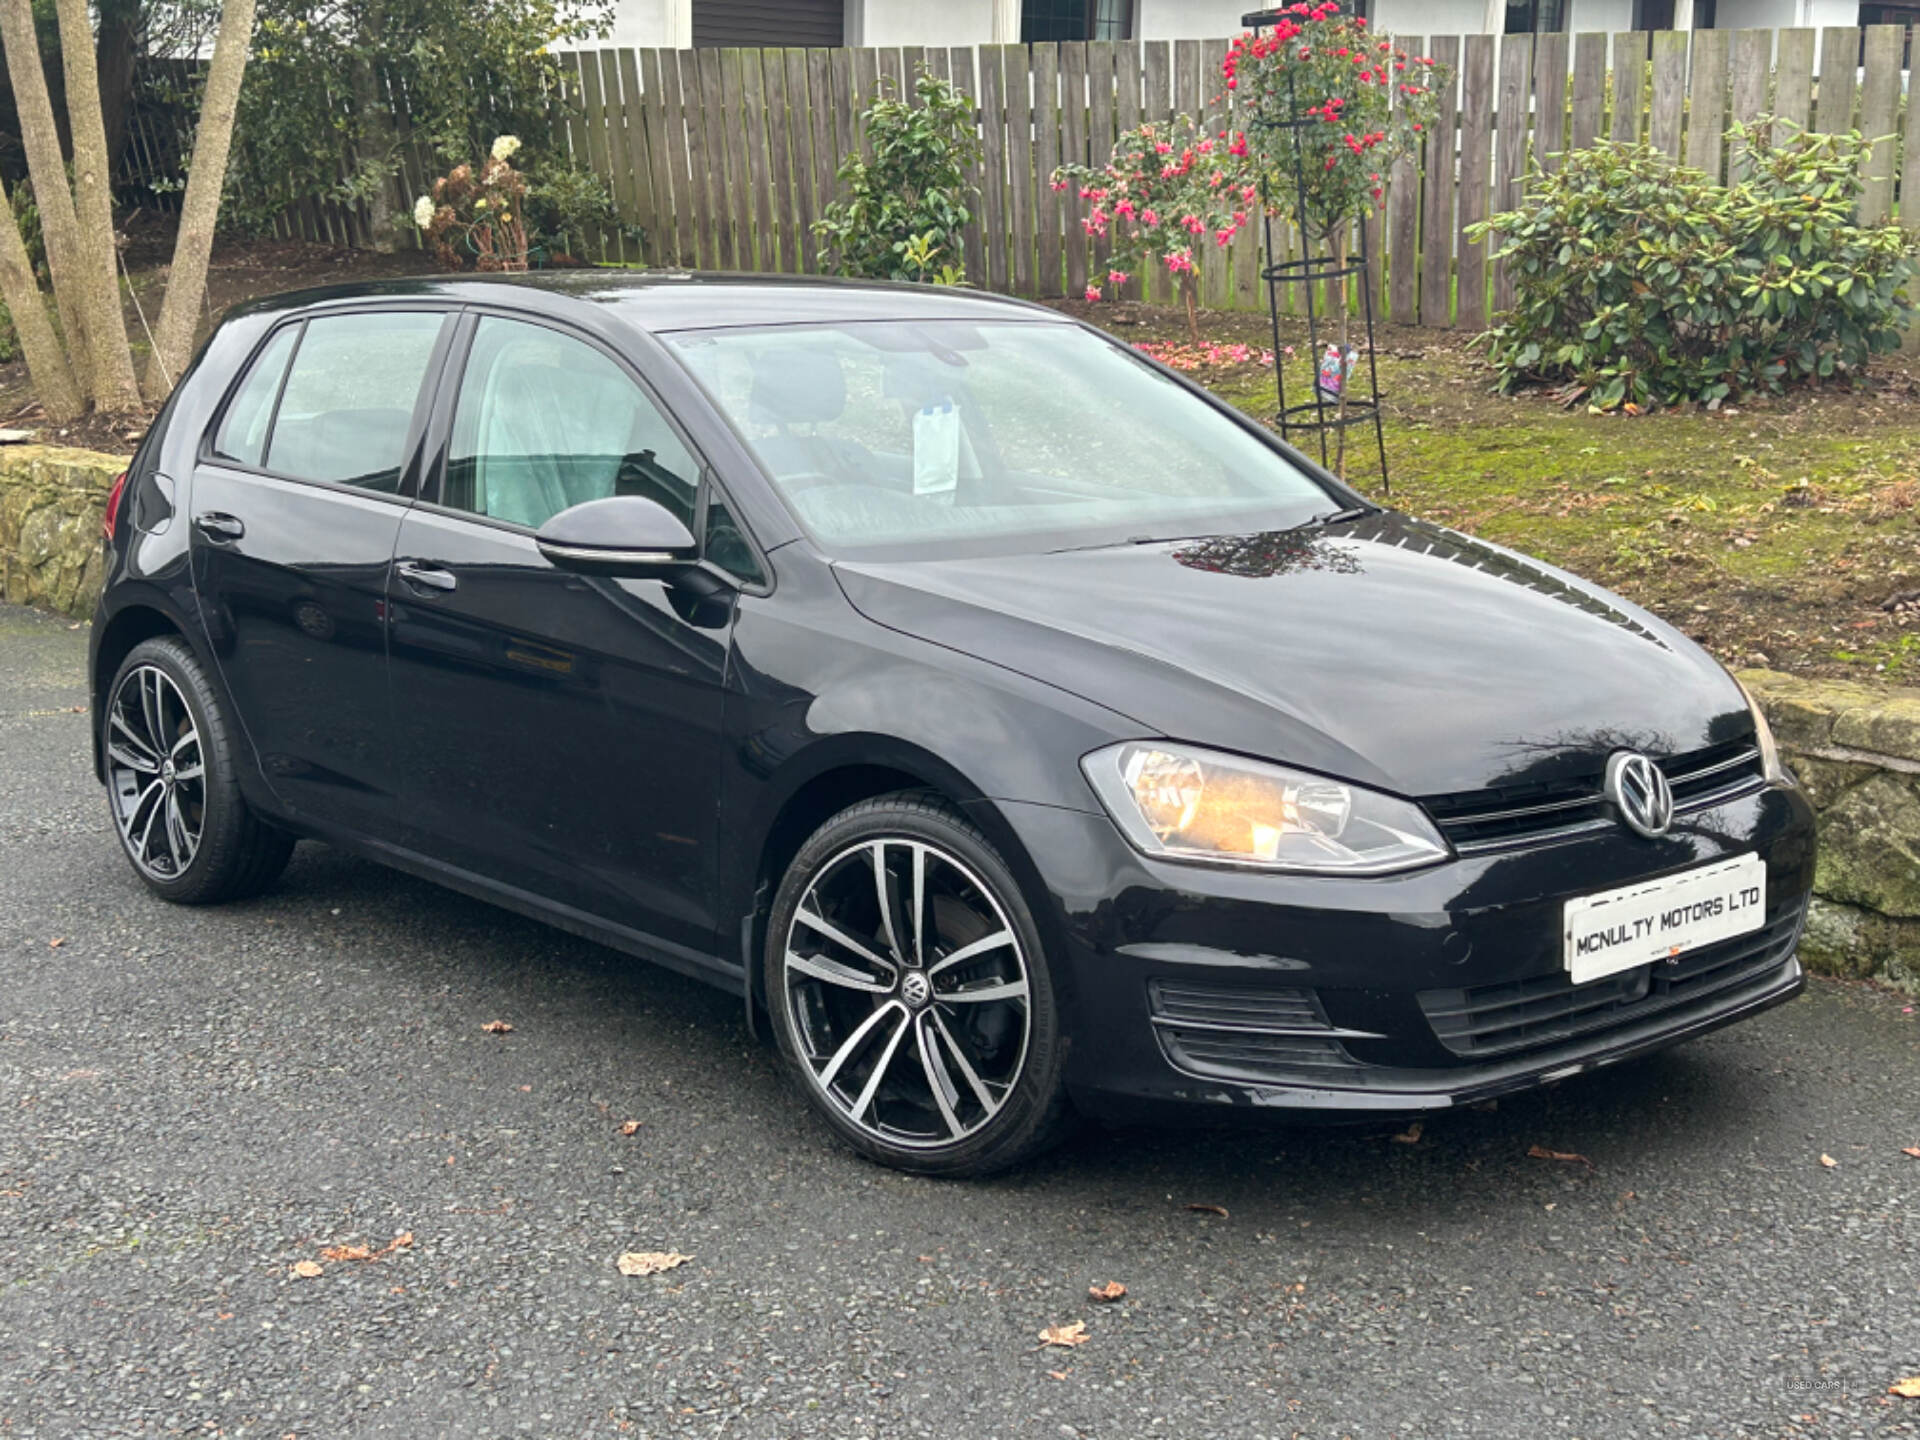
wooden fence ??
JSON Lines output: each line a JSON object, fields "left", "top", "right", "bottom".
{"left": 139, "top": 28, "right": 1920, "bottom": 327}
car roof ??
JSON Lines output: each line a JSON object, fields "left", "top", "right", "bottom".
{"left": 224, "top": 270, "right": 1071, "bottom": 334}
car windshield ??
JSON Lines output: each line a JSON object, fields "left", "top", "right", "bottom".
{"left": 663, "top": 319, "right": 1336, "bottom": 559}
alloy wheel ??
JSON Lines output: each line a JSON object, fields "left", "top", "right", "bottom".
{"left": 105, "top": 664, "right": 205, "bottom": 882}
{"left": 781, "top": 837, "right": 1033, "bottom": 1150}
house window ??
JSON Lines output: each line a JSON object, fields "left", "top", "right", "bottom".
{"left": 1504, "top": 0, "right": 1567, "bottom": 31}
{"left": 691, "top": 0, "right": 843, "bottom": 48}
{"left": 1020, "top": 0, "right": 1132, "bottom": 42}
{"left": 1860, "top": 4, "right": 1918, "bottom": 64}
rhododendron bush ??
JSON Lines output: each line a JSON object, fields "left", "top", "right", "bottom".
{"left": 1050, "top": 115, "right": 1258, "bottom": 343}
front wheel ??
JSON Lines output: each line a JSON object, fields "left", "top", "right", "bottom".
{"left": 765, "top": 794, "right": 1073, "bottom": 1177}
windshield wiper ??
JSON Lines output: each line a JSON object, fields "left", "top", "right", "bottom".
{"left": 1302, "top": 506, "right": 1368, "bottom": 527}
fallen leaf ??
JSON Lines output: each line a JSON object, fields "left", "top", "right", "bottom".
{"left": 1037, "top": 1320, "right": 1089, "bottom": 1348}
{"left": 481, "top": 1020, "right": 513, "bottom": 1035}
{"left": 1391, "top": 1121, "right": 1423, "bottom": 1144}
{"left": 47, "top": 938, "right": 63, "bottom": 949}
{"left": 319, "top": 1232, "right": 412, "bottom": 1264}
{"left": 1819, "top": 1153, "right": 1838, "bottom": 1168}
{"left": 617, "top": 1250, "right": 691, "bottom": 1277}
{"left": 290, "top": 1260, "right": 323, "bottom": 1279}
{"left": 619, "top": 1120, "right": 642, "bottom": 1136}
{"left": 1047, "top": 1369, "right": 1070, "bottom": 1381}
{"left": 1527, "top": 1144, "right": 1594, "bottom": 1169}
{"left": 1891, "top": 1376, "right": 1920, "bottom": 1398}
{"left": 1088, "top": 1281, "right": 1126, "bottom": 1303}
{"left": 1901, "top": 1147, "right": 1920, "bottom": 1160}
{"left": 1184, "top": 1203, "right": 1229, "bottom": 1218}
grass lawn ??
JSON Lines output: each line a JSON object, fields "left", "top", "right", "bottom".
{"left": 1056, "top": 297, "right": 1920, "bottom": 688}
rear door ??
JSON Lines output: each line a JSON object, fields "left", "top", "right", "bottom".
{"left": 385, "top": 312, "right": 752, "bottom": 961}
{"left": 190, "top": 307, "right": 454, "bottom": 834}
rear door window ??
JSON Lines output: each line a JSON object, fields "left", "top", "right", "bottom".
{"left": 263, "top": 312, "right": 445, "bottom": 492}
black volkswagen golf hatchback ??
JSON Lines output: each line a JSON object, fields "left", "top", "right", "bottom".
{"left": 92, "top": 273, "right": 1815, "bottom": 1175}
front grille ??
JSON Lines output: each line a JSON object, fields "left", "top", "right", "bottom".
{"left": 1147, "top": 979, "right": 1358, "bottom": 1083}
{"left": 1417, "top": 897, "right": 1805, "bottom": 1059}
{"left": 1423, "top": 740, "right": 1767, "bottom": 855}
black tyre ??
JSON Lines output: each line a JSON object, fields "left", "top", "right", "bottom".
{"left": 103, "top": 635, "right": 295, "bottom": 904}
{"left": 765, "top": 793, "right": 1073, "bottom": 1177}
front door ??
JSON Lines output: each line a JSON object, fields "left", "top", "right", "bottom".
{"left": 189, "top": 308, "right": 451, "bottom": 832}
{"left": 386, "top": 314, "right": 738, "bottom": 960}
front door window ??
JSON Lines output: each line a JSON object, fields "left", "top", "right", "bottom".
{"left": 442, "top": 317, "right": 701, "bottom": 533}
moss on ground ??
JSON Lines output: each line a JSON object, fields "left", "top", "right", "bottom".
{"left": 1059, "top": 298, "right": 1920, "bottom": 686}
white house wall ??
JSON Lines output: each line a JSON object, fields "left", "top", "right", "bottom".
{"left": 855, "top": 0, "right": 996, "bottom": 46}
{"left": 1134, "top": 0, "right": 1256, "bottom": 39}
{"left": 589, "top": 0, "right": 677, "bottom": 48}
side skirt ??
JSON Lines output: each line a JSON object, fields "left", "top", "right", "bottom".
{"left": 279, "top": 817, "right": 747, "bottom": 997}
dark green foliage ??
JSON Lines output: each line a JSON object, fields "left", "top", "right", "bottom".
{"left": 1474, "top": 120, "right": 1916, "bottom": 412}
{"left": 225, "top": 0, "right": 609, "bottom": 237}
{"left": 522, "top": 159, "right": 638, "bottom": 261}
{"left": 813, "top": 67, "right": 980, "bottom": 285}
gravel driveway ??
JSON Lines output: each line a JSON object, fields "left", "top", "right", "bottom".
{"left": 2, "top": 599, "right": 1917, "bottom": 1439}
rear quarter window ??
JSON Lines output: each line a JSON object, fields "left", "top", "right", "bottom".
{"left": 212, "top": 323, "right": 298, "bottom": 468}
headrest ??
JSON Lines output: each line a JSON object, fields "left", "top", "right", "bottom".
{"left": 748, "top": 348, "right": 846, "bottom": 425}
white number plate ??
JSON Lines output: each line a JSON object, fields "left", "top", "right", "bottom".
{"left": 1563, "top": 854, "right": 1767, "bottom": 985}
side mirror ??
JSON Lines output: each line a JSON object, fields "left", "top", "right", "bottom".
{"left": 534, "top": 495, "right": 698, "bottom": 579}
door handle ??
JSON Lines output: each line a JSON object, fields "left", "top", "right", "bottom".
{"left": 396, "top": 560, "right": 458, "bottom": 594}
{"left": 192, "top": 511, "right": 245, "bottom": 542}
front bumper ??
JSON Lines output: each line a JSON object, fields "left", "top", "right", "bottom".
{"left": 986, "top": 780, "right": 1816, "bottom": 1124}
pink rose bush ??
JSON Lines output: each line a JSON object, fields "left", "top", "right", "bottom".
{"left": 1051, "top": 114, "right": 1259, "bottom": 342}
{"left": 1226, "top": 3, "right": 1446, "bottom": 245}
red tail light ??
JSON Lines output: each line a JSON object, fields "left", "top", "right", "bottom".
{"left": 102, "top": 470, "right": 128, "bottom": 541}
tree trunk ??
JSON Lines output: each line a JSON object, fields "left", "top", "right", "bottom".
{"left": 145, "top": 0, "right": 255, "bottom": 400}
{"left": 0, "top": 182, "right": 83, "bottom": 422}
{"left": 350, "top": 47, "right": 398, "bottom": 253}
{"left": 0, "top": 0, "right": 95, "bottom": 400}
{"left": 53, "top": 0, "right": 142, "bottom": 411}
{"left": 95, "top": 0, "right": 141, "bottom": 181}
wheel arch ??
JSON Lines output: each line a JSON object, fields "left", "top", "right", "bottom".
{"left": 90, "top": 597, "right": 194, "bottom": 781}
{"left": 737, "top": 737, "right": 1068, "bottom": 1023}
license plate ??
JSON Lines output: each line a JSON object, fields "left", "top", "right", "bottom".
{"left": 1563, "top": 854, "right": 1767, "bottom": 985}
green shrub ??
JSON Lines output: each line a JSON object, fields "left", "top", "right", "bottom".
{"left": 522, "top": 159, "right": 639, "bottom": 262}
{"left": 1474, "top": 120, "right": 1916, "bottom": 412}
{"left": 813, "top": 66, "right": 979, "bottom": 285}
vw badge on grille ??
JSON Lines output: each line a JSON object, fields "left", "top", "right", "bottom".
{"left": 1605, "top": 751, "right": 1674, "bottom": 838}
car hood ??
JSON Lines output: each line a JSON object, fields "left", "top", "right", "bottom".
{"left": 831, "top": 512, "right": 1753, "bottom": 799}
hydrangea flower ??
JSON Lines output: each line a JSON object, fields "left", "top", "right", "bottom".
{"left": 414, "top": 195, "right": 436, "bottom": 230}
{"left": 491, "top": 134, "right": 522, "bottom": 162}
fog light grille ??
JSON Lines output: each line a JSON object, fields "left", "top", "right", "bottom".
{"left": 1147, "top": 979, "right": 1357, "bottom": 1083}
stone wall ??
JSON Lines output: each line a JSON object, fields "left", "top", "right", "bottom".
{"left": 0, "top": 445, "right": 129, "bottom": 619}
{"left": 1739, "top": 669, "right": 1920, "bottom": 991}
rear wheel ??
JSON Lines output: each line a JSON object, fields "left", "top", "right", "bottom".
{"left": 104, "top": 636, "right": 295, "bottom": 904}
{"left": 766, "top": 794, "right": 1073, "bottom": 1177}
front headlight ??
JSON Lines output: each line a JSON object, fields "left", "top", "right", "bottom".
{"left": 1081, "top": 741, "right": 1451, "bottom": 875}
{"left": 1736, "top": 680, "right": 1792, "bottom": 785}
